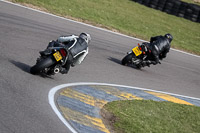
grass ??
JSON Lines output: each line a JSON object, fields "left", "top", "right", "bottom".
{"left": 103, "top": 100, "right": 200, "bottom": 133}
{"left": 10, "top": 0, "right": 200, "bottom": 55}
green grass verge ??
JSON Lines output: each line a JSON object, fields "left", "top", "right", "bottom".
{"left": 10, "top": 0, "right": 200, "bottom": 55}
{"left": 103, "top": 100, "right": 200, "bottom": 133}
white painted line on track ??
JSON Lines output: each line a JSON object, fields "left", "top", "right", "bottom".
{"left": 48, "top": 84, "right": 78, "bottom": 133}
{"left": 171, "top": 48, "right": 200, "bottom": 58}
{"left": 2, "top": 0, "right": 200, "bottom": 58}
{"left": 48, "top": 82, "right": 200, "bottom": 133}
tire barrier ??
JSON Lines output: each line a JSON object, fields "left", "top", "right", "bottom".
{"left": 163, "top": 0, "right": 174, "bottom": 14}
{"left": 184, "top": 4, "right": 200, "bottom": 22}
{"left": 171, "top": 1, "right": 182, "bottom": 16}
{"left": 177, "top": 2, "right": 188, "bottom": 18}
{"left": 142, "top": 0, "right": 151, "bottom": 6}
{"left": 132, "top": 0, "right": 200, "bottom": 23}
{"left": 156, "top": 0, "right": 167, "bottom": 11}
{"left": 149, "top": 0, "right": 159, "bottom": 9}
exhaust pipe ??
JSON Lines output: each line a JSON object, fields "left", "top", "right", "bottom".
{"left": 54, "top": 68, "right": 60, "bottom": 73}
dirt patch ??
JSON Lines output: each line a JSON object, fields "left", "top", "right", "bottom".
{"left": 100, "top": 107, "right": 118, "bottom": 133}
{"left": 194, "top": 0, "right": 200, "bottom": 3}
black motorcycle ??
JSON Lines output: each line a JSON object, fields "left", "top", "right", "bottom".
{"left": 30, "top": 42, "right": 69, "bottom": 75}
{"left": 121, "top": 43, "right": 150, "bottom": 69}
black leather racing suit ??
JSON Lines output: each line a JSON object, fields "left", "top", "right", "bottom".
{"left": 144, "top": 35, "right": 171, "bottom": 66}
{"left": 49, "top": 35, "right": 89, "bottom": 74}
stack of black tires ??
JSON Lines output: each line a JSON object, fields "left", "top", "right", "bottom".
{"left": 132, "top": 0, "right": 200, "bottom": 23}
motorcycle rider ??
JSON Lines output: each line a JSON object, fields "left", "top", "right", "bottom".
{"left": 48, "top": 32, "right": 91, "bottom": 74}
{"left": 141, "top": 33, "right": 173, "bottom": 67}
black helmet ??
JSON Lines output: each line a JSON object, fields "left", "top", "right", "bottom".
{"left": 79, "top": 32, "right": 91, "bottom": 43}
{"left": 164, "top": 33, "right": 173, "bottom": 43}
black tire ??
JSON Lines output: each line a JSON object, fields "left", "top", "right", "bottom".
{"left": 137, "top": 0, "right": 143, "bottom": 4}
{"left": 185, "top": 4, "right": 200, "bottom": 22}
{"left": 171, "top": 1, "right": 181, "bottom": 15}
{"left": 30, "top": 56, "right": 56, "bottom": 74}
{"left": 191, "top": 17, "right": 198, "bottom": 22}
{"left": 142, "top": 0, "right": 150, "bottom": 6}
{"left": 157, "top": 0, "right": 167, "bottom": 10}
{"left": 198, "top": 15, "right": 200, "bottom": 22}
{"left": 177, "top": 2, "right": 187, "bottom": 15}
{"left": 163, "top": 2, "right": 174, "bottom": 14}
{"left": 149, "top": 0, "right": 159, "bottom": 8}
{"left": 121, "top": 54, "right": 133, "bottom": 65}
{"left": 178, "top": 13, "right": 184, "bottom": 18}
{"left": 136, "top": 64, "right": 142, "bottom": 69}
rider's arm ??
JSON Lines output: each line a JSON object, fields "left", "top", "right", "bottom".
{"left": 57, "top": 35, "right": 78, "bottom": 43}
{"left": 150, "top": 37, "right": 156, "bottom": 43}
{"left": 160, "top": 43, "right": 170, "bottom": 59}
{"left": 72, "top": 47, "right": 89, "bottom": 66}
{"left": 150, "top": 36, "right": 161, "bottom": 43}
{"left": 149, "top": 47, "right": 160, "bottom": 65}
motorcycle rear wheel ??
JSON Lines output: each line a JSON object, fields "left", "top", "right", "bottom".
{"left": 30, "top": 56, "right": 56, "bottom": 74}
{"left": 121, "top": 54, "right": 132, "bottom": 65}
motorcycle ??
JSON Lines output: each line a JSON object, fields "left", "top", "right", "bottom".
{"left": 121, "top": 43, "right": 150, "bottom": 69}
{"left": 30, "top": 42, "right": 69, "bottom": 75}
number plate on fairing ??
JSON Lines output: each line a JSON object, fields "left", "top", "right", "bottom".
{"left": 53, "top": 51, "right": 62, "bottom": 61}
{"left": 132, "top": 47, "right": 142, "bottom": 56}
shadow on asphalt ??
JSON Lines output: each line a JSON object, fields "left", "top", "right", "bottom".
{"left": 9, "top": 60, "right": 31, "bottom": 73}
{"left": 108, "top": 57, "right": 121, "bottom": 65}
{"left": 108, "top": 57, "right": 143, "bottom": 70}
{"left": 9, "top": 60, "right": 53, "bottom": 79}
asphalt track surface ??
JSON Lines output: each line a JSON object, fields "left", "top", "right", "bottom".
{"left": 0, "top": 1, "right": 200, "bottom": 133}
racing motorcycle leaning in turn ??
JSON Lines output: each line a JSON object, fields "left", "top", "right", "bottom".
{"left": 121, "top": 42, "right": 152, "bottom": 69}
{"left": 30, "top": 42, "right": 69, "bottom": 75}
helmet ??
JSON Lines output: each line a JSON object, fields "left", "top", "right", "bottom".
{"left": 79, "top": 32, "right": 91, "bottom": 43}
{"left": 164, "top": 33, "right": 173, "bottom": 43}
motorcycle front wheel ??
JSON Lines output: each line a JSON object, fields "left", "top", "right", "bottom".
{"left": 30, "top": 56, "right": 56, "bottom": 74}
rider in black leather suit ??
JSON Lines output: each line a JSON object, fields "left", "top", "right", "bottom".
{"left": 142, "top": 33, "right": 173, "bottom": 67}
{"left": 48, "top": 32, "right": 91, "bottom": 74}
